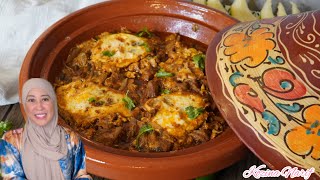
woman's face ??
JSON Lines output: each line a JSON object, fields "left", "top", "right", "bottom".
{"left": 24, "top": 88, "right": 54, "bottom": 126}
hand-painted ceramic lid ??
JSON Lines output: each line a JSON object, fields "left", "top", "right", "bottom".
{"left": 206, "top": 10, "right": 320, "bottom": 179}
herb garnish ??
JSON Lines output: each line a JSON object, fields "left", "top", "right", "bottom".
{"left": 141, "top": 43, "right": 151, "bottom": 52}
{"left": 137, "top": 27, "right": 152, "bottom": 38}
{"left": 185, "top": 106, "right": 204, "bottom": 120}
{"left": 102, "top": 50, "right": 115, "bottom": 57}
{"left": 192, "top": 53, "right": 205, "bottom": 70}
{"left": 136, "top": 124, "right": 154, "bottom": 149}
{"left": 88, "top": 97, "right": 105, "bottom": 106}
{"left": 0, "top": 121, "right": 13, "bottom": 137}
{"left": 155, "top": 68, "right": 174, "bottom": 78}
{"left": 88, "top": 97, "right": 96, "bottom": 103}
{"left": 122, "top": 91, "right": 135, "bottom": 110}
{"left": 161, "top": 89, "right": 171, "bottom": 94}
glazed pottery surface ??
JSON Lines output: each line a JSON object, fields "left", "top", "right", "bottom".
{"left": 206, "top": 10, "right": 320, "bottom": 179}
{"left": 19, "top": 0, "right": 248, "bottom": 179}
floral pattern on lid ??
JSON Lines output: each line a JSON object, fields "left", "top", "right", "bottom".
{"left": 213, "top": 10, "right": 320, "bottom": 177}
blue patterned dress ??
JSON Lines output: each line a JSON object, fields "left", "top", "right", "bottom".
{"left": 0, "top": 127, "right": 92, "bottom": 180}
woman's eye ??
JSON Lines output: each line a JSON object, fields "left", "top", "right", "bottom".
{"left": 26, "top": 99, "right": 35, "bottom": 102}
{"left": 43, "top": 98, "right": 50, "bottom": 102}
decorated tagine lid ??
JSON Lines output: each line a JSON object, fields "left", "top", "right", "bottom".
{"left": 206, "top": 10, "right": 320, "bottom": 179}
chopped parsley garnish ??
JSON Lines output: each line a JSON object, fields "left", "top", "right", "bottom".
{"left": 102, "top": 50, "right": 115, "bottom": 57}
{"left": 137, "top": 27, "right": 152, "bottom": 38}
{"left": 192, "top": 53, "right": 205, "bottom": 70}
{"left": 155, "top": 68, "right": 174, "bottom": 78}
{"left": 122, "top": 91, "right": 135, "bottom": 110}
{"left": 136, "top": 124, "right": 154, "bottom": 149}
{"left": 88, "top": 97, "right": 105, "bottom": 106}
{"left": 185, "top": 106, "right": 205, "bottom": 120}
{"left": 88, "top": 97, "right": 96, "bottom": 103}
{"left": 161, "top": 89, "right": 171, "bottom": 94}
{"left": 0, "top": 121, "right": 13, "bottom": 137}
{"left": 141, "top": 43, "right": 151, "bottom": 52}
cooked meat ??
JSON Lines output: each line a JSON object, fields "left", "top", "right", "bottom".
{"left": 54, "top": 29, "right": 227, "bottom": 152}
{"left": 145, "top": 80, "right": 159, "bottom": 98}
{"left": 94, "top": 127, "right": 123, "bottom": 146}
{"left": 189, "top": 130, "right": 210, "bottom": 144}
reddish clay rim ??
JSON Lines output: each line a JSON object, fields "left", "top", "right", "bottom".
{"left": 19, "top": 0, "right": 247, "bottom": 179}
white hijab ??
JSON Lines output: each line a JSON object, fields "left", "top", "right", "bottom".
{"left": 21, "top": 78, "right": 67, "bottom": 180}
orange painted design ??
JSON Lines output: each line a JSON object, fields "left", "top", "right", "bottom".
{"left": 285, "top": 105, "right": 320, "bottom": 159}
{"left": 223, "top": 27, "right": 275, "bottom": 67}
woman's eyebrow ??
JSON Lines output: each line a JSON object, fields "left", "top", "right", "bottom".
{"left": 26, "top": 95, "right": 50, "bottom": 98}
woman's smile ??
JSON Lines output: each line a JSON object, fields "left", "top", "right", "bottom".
{"left": 34, "top": 113, "right": 47, "bottom": 119}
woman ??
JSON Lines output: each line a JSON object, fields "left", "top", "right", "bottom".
{"left": 0, "top": 78, "right": 92, "bottom": 180}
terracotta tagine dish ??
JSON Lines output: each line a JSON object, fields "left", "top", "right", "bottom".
{"left": 206, "top": 10, "right": 320, "bottom": 179}
{"left": 19, "top": 0, "right": 248, "bottom": 179}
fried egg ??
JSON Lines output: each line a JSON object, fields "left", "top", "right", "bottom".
{"left": 56, "top": 80, "right": 132, "bottom": 126}
{"left": 91, "top": 32, "right": 150, "bottom": 72}
{"left": 144, "top": 92, "right": 208, "bottom": 138}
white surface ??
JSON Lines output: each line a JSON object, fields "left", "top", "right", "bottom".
{"left": 0, "top": 0, "right": 105, "bottom": 106}
{"left": 0, "top": 0, "right": 319, "bottom": 106}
